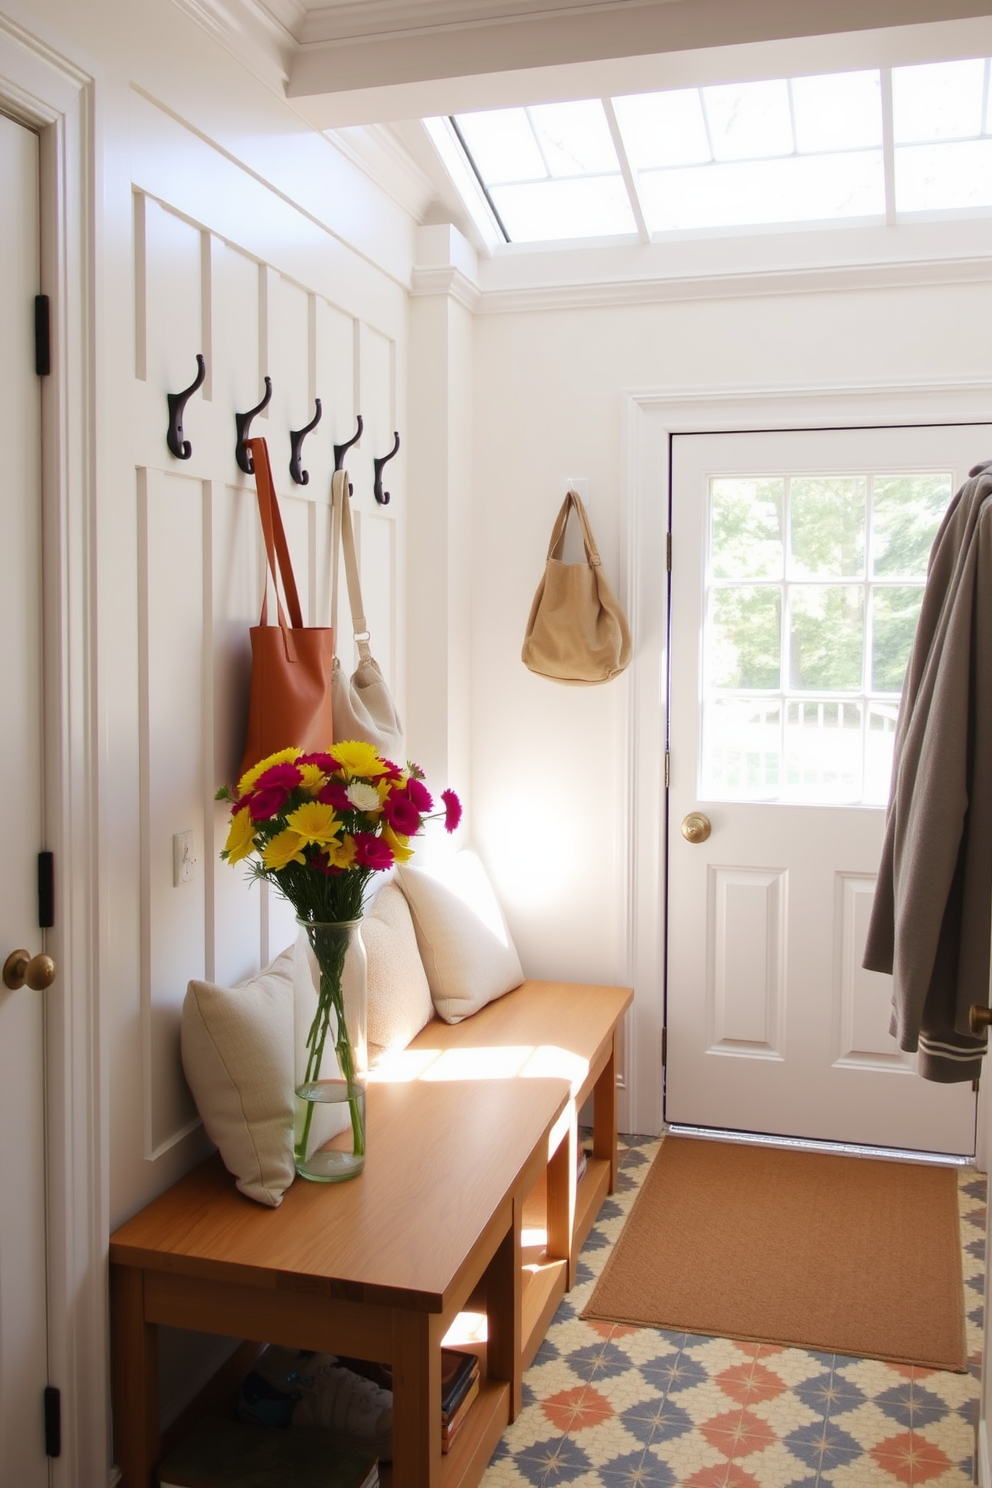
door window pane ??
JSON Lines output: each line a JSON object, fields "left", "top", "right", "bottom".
{"left": 871, "top": 586, "right": 922, "bottom": 692}
{"left": 710, "top": 478, "right": 783, "bottom": 578}
{"left": 871, "top": 474, "right": 950, "bottom": 576}
{"left": 708, "top": 588, "right": 781, "bottom": 689}
{"left": 702, "top": 697, "right": 781, "bottom": 797}
{"left": 784, "top": 700, "right": 863, "bottom": 801}
{"left": 789, "top": 585, "right": 864, "bottom": 690}
{"left": 790, "top": 476, "right": 866, "bottom": 577}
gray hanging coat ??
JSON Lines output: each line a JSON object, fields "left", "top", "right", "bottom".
{"left": 863, "top": 462, "right": 992, "bottom": 1083}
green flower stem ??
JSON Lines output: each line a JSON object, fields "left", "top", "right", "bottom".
{"left": 295, "top": 922, "right": 365, "bottom": 1166}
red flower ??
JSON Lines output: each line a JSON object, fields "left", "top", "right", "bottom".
{"left": 383, "top": 790, "right": 422, "bottom": 835}
{"left": 405, "top": 777, "right": 433, "bottom": 812}
{"left": 352, "top": 833, "right": 394, "bottom": 870}
{"left": 246, "top": 762, "right": 303, "bottom": 820}
{"left": 317, "top": 780, "right": 352, "bottom": 811}
{"left": 297, "top": 752, "right": 338, "bottom": 774}
{"left": 442, "top": 789, "right": 462, "bottom": 832}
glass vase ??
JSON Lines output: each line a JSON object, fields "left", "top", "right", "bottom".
{"left": 294, "top": 918, "right": 368, "bottom": 1183}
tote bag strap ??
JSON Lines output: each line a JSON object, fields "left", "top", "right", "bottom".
{"left": 330, "top": 469, "right": 373, "bottom": 660}
{"left": 247, "top": 438, "right": 306, "bottom": 657}
{"left": 547, "top": 489, "right": 602, "bottom": 568}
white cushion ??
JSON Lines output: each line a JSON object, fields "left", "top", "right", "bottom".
{"left": 363, "top": 882, "right": 434, "bottom": 1065}
{"left": 182, "top": 937, "right": 349, "bottom": 1207}
{"left": 181, "top": 945, "right": 296, "bottom": 1207}
{"left": 397, "top": 851, "right": 524, "bottom": 1024}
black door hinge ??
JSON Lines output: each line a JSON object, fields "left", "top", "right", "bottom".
{"left": 35, "top": 295, "right": 51, "bottom": 377}
{"left": 44, "top": 1385, "right": 61, "bottom": 1457}
{"left": 38, "top": 851, "right": 54, "bottom": 929}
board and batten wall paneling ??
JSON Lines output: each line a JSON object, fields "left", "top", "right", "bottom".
{"left": 131, "top": 128, "right": 405, "bottom": 1160}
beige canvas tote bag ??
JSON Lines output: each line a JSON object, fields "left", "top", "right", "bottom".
{"left": 522, "top": 490, "right": 632, "bottom": 685}
{"left": 329, "top": 469, "right": 405, "bottom": 760}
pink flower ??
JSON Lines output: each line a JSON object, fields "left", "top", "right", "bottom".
{"left": 383, "top": 790, "right": 422, "bottom": 835}
{"left": 298, "top": 752, "right": 338, "bottom": 774}
{"left": 442, "top": 789, "right": 462, "bottom": 833}
{"left": 352, "top": 832, "right": 394, "bottom": 871}
{"left": 317, "top": 780, "right": 352, "bottom": 811}
{"left": 405, "top": 777, "right": 433, "bottom": 812}
{"left": 246, "top": 762, "right": 303, "bottom": 820}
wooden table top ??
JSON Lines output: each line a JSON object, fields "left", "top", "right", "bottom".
{"left": 110, "top": 1073, "right": 570, "bottom": 1310}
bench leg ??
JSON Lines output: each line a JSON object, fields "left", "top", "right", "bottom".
{"left": 110, "top": 1264, "right": 159, "bottom": 1488}
{"left": 593, "top": 1032, "right": 619, "bottom": 1194}
{"left": 546, "top": 1104, "right": 577, "bottom": 1291}
{"left": 486, "top": 1217, "right": 521, "bottom": 1418}
{"left": 392, "top": 1309, "right": 443, "bottom": 1488}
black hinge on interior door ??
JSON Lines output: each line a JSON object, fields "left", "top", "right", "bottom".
{"left": 38, "top": 851, "right": 54, "bottom": 929}
{"left": 44, "top": 1386, "right": 61, "bottom": 1457}
{"left": 35, "top": 295, "right": 51, "bottom": 377}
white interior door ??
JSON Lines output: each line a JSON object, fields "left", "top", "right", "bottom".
{"left": 667, "top": 423, "right": 991, "bottom": 1155}
{"left": 0, "top": 114, "right": 50, "bottom": 1483}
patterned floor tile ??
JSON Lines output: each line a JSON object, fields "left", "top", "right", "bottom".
{"left": 481, "top": 1141, "right": 983, "bottom": 1488}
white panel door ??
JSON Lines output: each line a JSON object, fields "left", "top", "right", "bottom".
{"left": 667, "top": 424, "right": 991, "bottom": 1154}
{"left": 0, "top": 114, "right": 49, "bottom": 1485}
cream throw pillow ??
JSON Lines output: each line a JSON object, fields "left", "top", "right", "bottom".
{"left": 181, "top": 945, "right": 296, "bottom": 1207}
{"left": 397, "top": 851, "right": 524, "bottom": 1023}
{"left": 181, "top": 937, "right": 348, "bottom": 1207}
{"left": 363, "top": 882, "right": 434, "bottom": 1065}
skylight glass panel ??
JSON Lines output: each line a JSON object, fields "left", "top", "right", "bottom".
{"left": 790, "top": 71, "right": 882, "bottom": 153}
{"left": 455, "top": 109, "right": 545, "bottom": 183}
{"left": 891, "top": 59, "right": 987, "bottom": 142}
{"left": 895, "top": 139, "right": 992, "bottom": 211}
{"left": 527, "top": 100, "right": 619, "bottom": 176}
{"left": 701, "top": 80, "right": 793, "bottom": 161}
{"left": 612, "top": 89, "right": 711, "bottom": 169}
{"left": 489, "top": 176, "right": 637, "bottom": 241}
{"left": 638, "top": 151, "right": 884, "bottom": 232}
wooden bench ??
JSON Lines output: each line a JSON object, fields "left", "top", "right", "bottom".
{"left": 110, "top": 979, "right": 632, "bottom": 1488}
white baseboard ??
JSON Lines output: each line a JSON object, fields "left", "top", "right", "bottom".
{"left": 978, "top": 1414, "right": 988, "bottom": 1487}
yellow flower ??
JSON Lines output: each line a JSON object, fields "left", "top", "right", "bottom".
{"left": 330, "top": 740, "right": 388, "bottom": 780}
{"left": 323, "top": 834, "right": 357, "bottom": 870}
{"left": 299, "top": 763, "right": 327, "bottom": 796}
{"left": 237, "top": 747, "right": 302, "bottom": 796}
{"left": 224, "top": 807, "right": 256, "bottom": 865}
{"left": 286, "top": 801, "right": 342, "bottom": 846}
{"left": 261, "top": 829, "right": 307, "bottom": 870}
{"left": 382, "top": 823, "right": 415, "bottom": 864}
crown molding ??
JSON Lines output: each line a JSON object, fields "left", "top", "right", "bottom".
{"left": 168, "top": 0, "right": 295, "bottom": 87}
{"left": 411, "top": 263, "right": 483, "bottom": 309}
{"left": 472, "top": 252, "right": 992, "bottom": 314}
{"left": 328, "top": 123, "right": 438, "bottom": 221}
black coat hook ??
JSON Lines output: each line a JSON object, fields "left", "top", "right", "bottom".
{"left": 373, "top": 432, "right": 400, "bottom": 506}
{"left": 334, "top": 414, "right": 363, "bottom": 495}
{"left": 166, "top": 354, "right": 206, "bottom": 460}
{"left": 289, "top": 398, "right": 322, "bottom": 486}
{"left": 235, "top": 377, "right": 273, "bottom": 474}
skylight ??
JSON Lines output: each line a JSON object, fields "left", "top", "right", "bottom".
{"left": 429, "top": 57, "right": 992, "bottom": 245}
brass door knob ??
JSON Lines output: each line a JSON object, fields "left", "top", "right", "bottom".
{"left": 3, "top": 949, "right": 57, "bottom": 991}
{"left": 970, "top": 1004, "right": 992, "bottom": 1034}
{"left": 681, "top": 812, "right": 712, "bottom": 844}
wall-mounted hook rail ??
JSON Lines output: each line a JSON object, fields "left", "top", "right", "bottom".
{"left": 334, "top": 415, "right": 363, "bottom": 495}
{"left": 289, "top": 398, "right": 322, "bottom": 486}
{"left": 373, "top": 432, "right": 400, "bottom": 506}
{"left": 235, "top": 377, "right": 273, "bottom": 474}
{"left": 166, "top": 354, "right": 206, "bottom": 460}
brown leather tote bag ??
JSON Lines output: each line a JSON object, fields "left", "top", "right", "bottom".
{"left": 522, "top": 490, "right": 632, "bottom": 685}
{"left": 240, "top": 437, "right": 334, "bottom": 777}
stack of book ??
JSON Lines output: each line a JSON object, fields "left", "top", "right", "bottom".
{"left": 440, "top": 1348, "right": 480, "bottom": 1454}
{"left": 157, "top": 1417, "right": 379, "bottom": 1488}
{"left": 338, "top": 1346, "right": 481, "bottom": 1455}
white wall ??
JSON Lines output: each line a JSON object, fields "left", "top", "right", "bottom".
{"left": 470, "top": 280, "right": 992, "bottom": 1132}
{"left": 0, "top": 0, "right": 425, "bottom": 1476}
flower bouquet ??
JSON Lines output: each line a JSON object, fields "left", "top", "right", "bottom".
{"left": 217, "top": 740, "right": 461, "bottom": 1181}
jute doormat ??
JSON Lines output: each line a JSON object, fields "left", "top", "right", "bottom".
{"left": 582, "top": 1135, "right": 967, "bottom": 1371}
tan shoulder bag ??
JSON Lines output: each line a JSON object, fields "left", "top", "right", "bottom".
{"left": 522, "top": 490, "right": 632, "bottom": 685}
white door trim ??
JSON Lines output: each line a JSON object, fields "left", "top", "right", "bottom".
{"left": 621, "top": 376, "right": 992, "bottom": 1139}
{"left": 0, "top": 15, "right": 105, "bottom": 1486}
